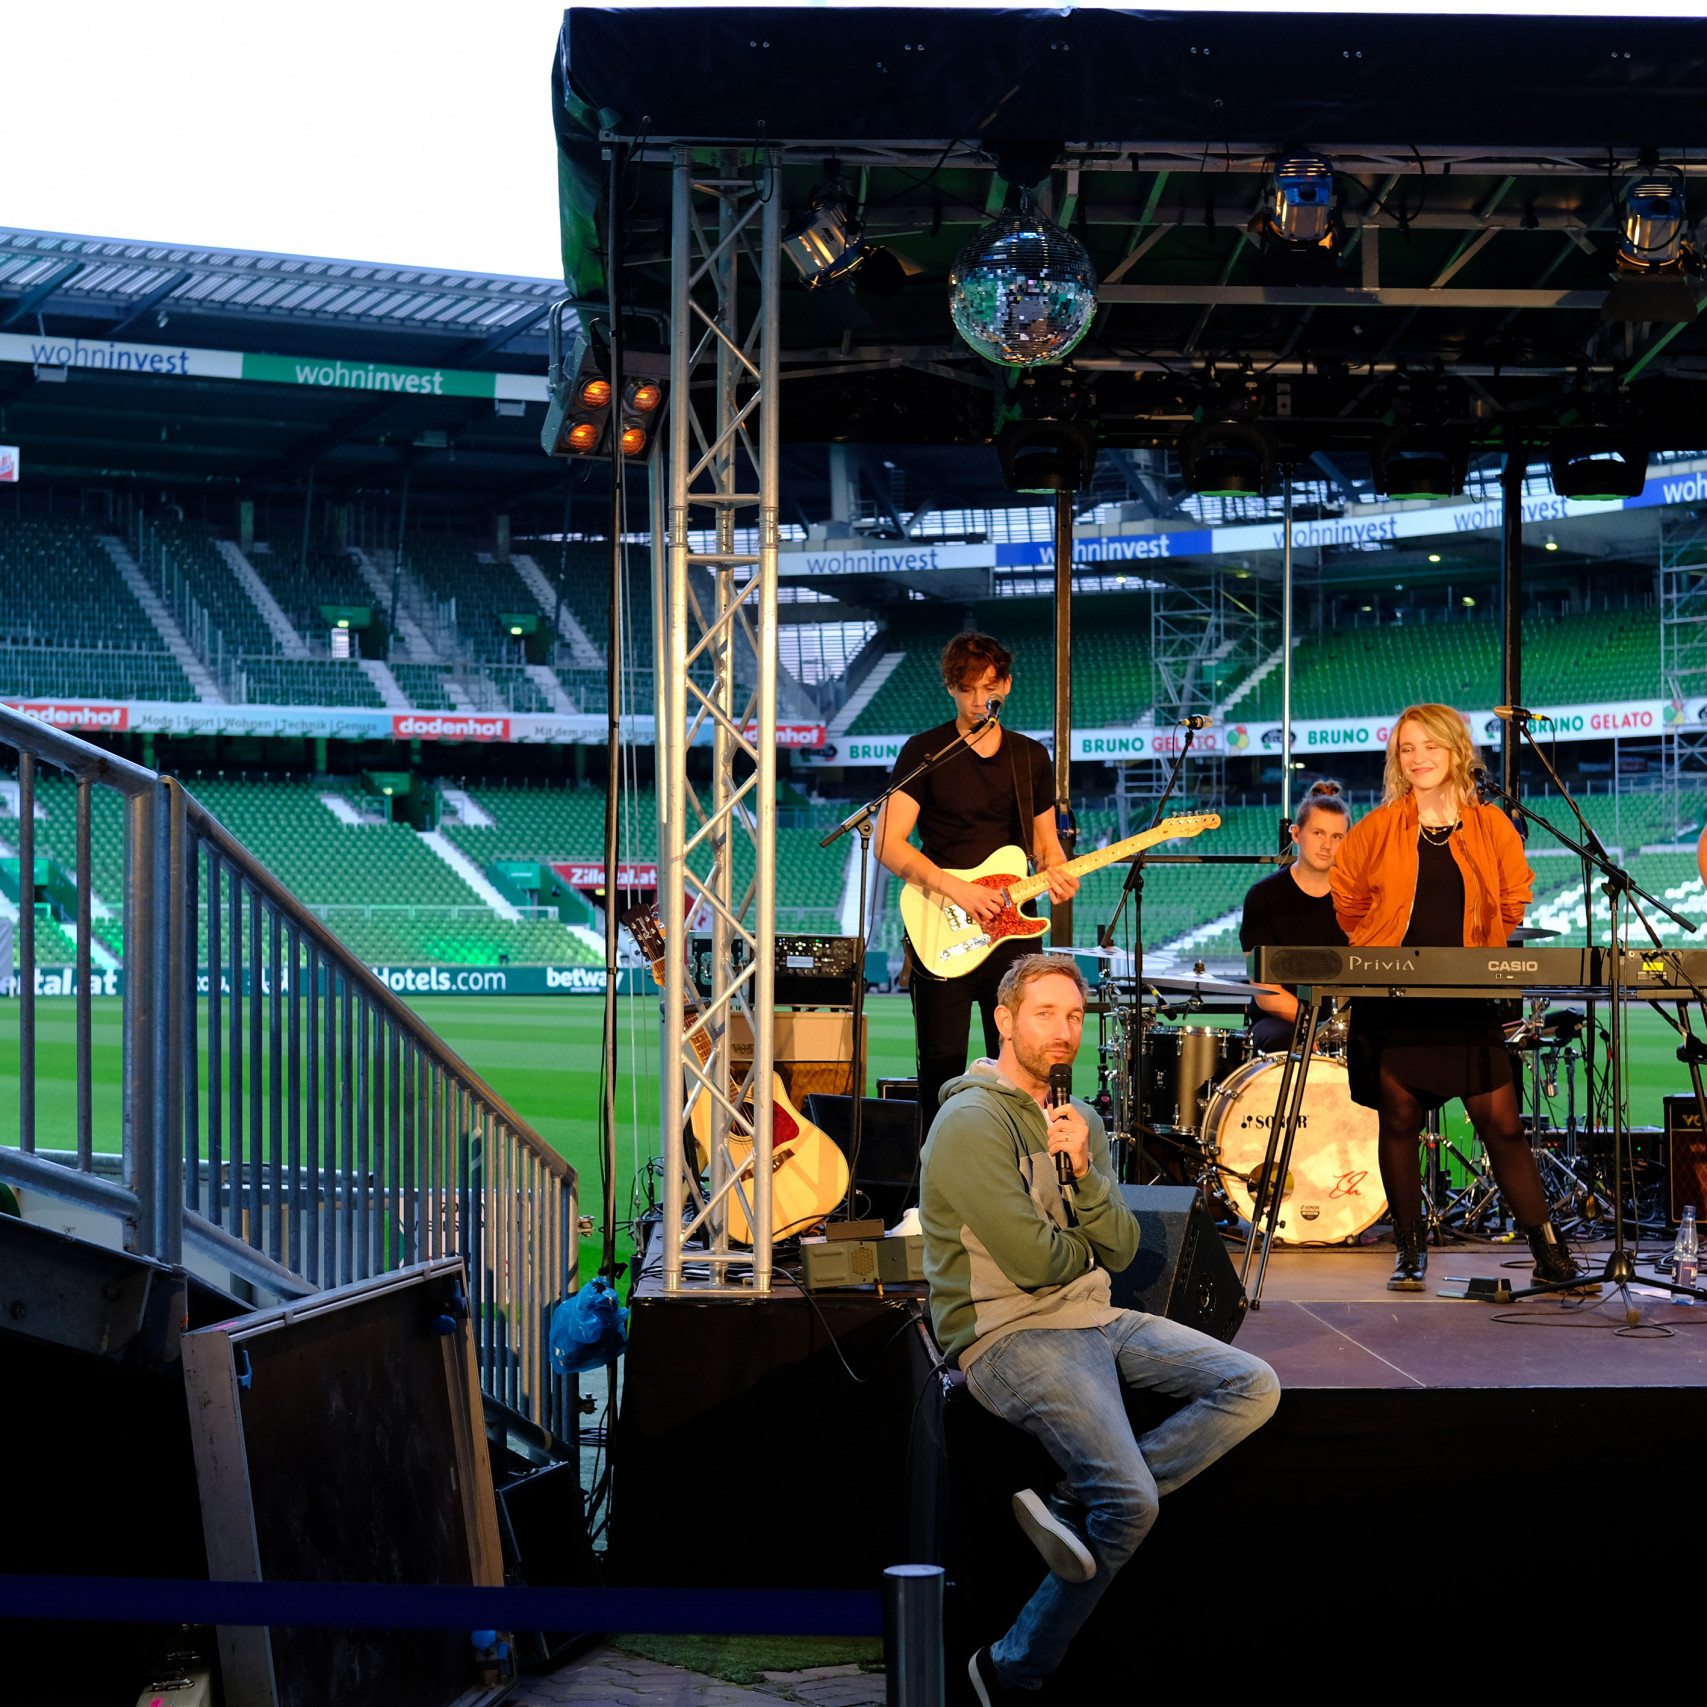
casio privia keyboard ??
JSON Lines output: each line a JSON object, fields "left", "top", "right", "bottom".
{"left": 1248, "top": 945, "right": 1707, "bottom": 998}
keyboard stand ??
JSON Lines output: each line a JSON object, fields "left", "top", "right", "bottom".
{"left": 1239, "top": 989, "right": 1328, "bottom": 1308}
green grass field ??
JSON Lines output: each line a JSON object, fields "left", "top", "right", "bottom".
{"left": 2, "top": 995, "right": 1698, "bottom": 1278}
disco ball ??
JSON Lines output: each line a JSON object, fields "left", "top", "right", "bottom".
{"left": 948, "top": 205, "right": 1098, "bottom": 367}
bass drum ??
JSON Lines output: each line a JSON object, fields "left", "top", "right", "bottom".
{"left": 1203, "top": 1054, "right": 1387, "bottom": 1245}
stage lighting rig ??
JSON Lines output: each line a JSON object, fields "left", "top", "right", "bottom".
{"left": 1550, "top": 433, "right": 1649, "bottom": 500}
{"left": 995, "top": 371, "right": 1098, "bottom": 492}
{"left": 1373, "top": 427, "right": 1468, "bottom": 500}
{"left": 541, "top": 307, "right": 667, "bottom": 462}
{"left": 782, "top": 198, "right": 871, "bottom": 288}
{"left": 1182, "top": 421, "right": 1274, "bottom": 497}
{"left": 1268, "top": 151, "right": 1338, "bottom": 247}
{"left": 1603, "top": 163, "right": 1700, "bottom": 323}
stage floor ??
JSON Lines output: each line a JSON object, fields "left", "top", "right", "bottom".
{"left": 1240, "top": 1239, "right": 1707, "bottom": 1388}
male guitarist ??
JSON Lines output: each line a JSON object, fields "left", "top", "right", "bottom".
{"left": 876, "top": 631, "right": 1079, "bottom": 1124}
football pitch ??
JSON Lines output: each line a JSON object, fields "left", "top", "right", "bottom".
{"left": 0, "top": 995, "right": 1697, "bottom": 1280}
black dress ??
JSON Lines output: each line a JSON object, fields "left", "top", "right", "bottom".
{"left": 1348, "top": 828, "right": 1514, "bottom": 1108}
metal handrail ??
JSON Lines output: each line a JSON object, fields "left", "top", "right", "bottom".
{"left": 0, "top": 709, "right": 579, "bottom": 1434}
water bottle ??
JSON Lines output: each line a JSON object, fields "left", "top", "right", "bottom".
{"left": 1675, "top": 1205, "right": 1699, "bottom": 1300}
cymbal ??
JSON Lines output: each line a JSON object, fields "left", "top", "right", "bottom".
{"left": 1144, "top": 973, "right": 1254, "bottom": 1001}
{"left": 1508, "top": 926, "right": 1561, "bottom": 943}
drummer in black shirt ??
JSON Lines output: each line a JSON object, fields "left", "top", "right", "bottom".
{"left": 875, "top": 632, "right": 1078, "bottom": 1121}
{"left": 1239, "top": 780, "right": 1351, "bottom": 1053}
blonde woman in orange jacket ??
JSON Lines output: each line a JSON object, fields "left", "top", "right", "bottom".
{"left": 1331, "top": 704, "right": 1593, "bottom": 1295}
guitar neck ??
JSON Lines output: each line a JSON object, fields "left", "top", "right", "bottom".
{"left": 1007, "top": 822, "right": 1205, "bottom": 904}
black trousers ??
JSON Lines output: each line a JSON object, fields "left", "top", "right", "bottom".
{"left": 910, "top": 937, "right": 1032, "bottom": 1128}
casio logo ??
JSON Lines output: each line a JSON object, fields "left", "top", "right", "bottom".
{"left": 1487, "top": 959, "right": 1538, "bottom": 972}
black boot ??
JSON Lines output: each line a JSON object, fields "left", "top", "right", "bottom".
{"left": 1388, "top": 1219, "right": 1428, "bottom": 1292}
{"left": 1524, "top": 1220, "right": 1601, "bottom": 1294}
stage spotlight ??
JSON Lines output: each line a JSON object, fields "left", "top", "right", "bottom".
{"left": 949, "top": 193, "right": 1098, "bottom": 368}
{"left": 1603, "top": 165, "right": 1700, "bottom": 322}
{"left": 1182, "top": 423, "right": 1274, "bottom": 496}
{"left": 1550, "top": 439, "right": 1648, "bottom": 500}
{"left": 782, "top": 199, "right": 872, "bottom": 287}
{"left": 1620, "top": 166, "right": 1690, "bottom": 271}
{"left": 996, "top": 418, "right": 1098, "bottom": 493}
{"left": 1268, "top": 151, "right": 1337, "bottom": 247}
{"left": 541, "top": 311, "right": 668, "bottom": 462}
{"left": 1372, "top": 429, "right": 1467, "bottom": 500}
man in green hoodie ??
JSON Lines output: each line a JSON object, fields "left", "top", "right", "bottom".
{"left": 921, "top": 953, "right": 1278, "bottom": 1703}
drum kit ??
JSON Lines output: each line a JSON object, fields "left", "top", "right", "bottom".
{"left": 1090, "top": 964, "right": 1390, "bottom": 1246}
{"left": 1087, "top": 923, "right": 1588, "bottom": 1246}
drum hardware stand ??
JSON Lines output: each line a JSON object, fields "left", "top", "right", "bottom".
{"left": 1473, "top": 743, "right": 1707, "bottom": 1308}
{"left": 821, "top": 701, "right": 1009, "bottom": 1217}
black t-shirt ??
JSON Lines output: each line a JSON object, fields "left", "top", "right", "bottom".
{"left": 1405, "top": 830, "right": 1466, "bottom": 946}
{"left": 1239, "top": 865, "right": 1347, "bottom": 1028}
{"left": 889, "top": 723, "right": 1054, "bottom": 869}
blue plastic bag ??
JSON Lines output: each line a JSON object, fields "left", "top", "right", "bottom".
{"left": 549, "top": 1276, "right": 630, "bottom": 1375}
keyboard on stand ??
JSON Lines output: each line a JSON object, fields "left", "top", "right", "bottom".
{"left": 1247, "top": 945, "right": 1603, "bottom": 998}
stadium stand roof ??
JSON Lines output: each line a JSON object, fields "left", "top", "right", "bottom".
{"left": 0, "top": 226, "right": 575, "bottom": 532}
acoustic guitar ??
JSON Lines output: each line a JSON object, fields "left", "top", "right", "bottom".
{"left": 621, "top": 904, "right": 851, "bottom": 1245}
{"left": 899, "top": 813, "right": 1221, "bottom": 978}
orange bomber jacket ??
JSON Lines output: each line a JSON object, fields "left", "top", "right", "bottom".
{"left": 1329, "top": 792, "right": 1534, "bottom": 948}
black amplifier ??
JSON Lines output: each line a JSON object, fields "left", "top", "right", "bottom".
{"left": 689, "top": 933, "right": 859, "bottom": 1005}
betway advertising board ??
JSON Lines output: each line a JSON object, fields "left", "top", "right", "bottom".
{"left": 818, "top": 698, "right": 1676, "bottom": 768}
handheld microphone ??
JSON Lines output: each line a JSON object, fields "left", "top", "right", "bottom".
{"left": 1048, "top": 1065, "right": 1076, "bottom": 1201}
{"left": 1493, "top": 705, "right": 1536, "bottom": 722}
{"left": 1176, "top": 715, "right": 1212, "bottom": 730}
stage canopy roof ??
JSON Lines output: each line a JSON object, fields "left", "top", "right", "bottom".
{"left": 555, "top": 6, "right": 1707, "bottom": 462}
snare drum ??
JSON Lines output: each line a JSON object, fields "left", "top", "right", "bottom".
{"left": 1203, "top": 1054, "right": 1386, "bottom": 1244}
{"left": 1141, "top": 1025, "right": 1250, "bottom": 1134}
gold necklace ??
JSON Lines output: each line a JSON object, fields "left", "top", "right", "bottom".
{"left": 1419, "top": 819, "right": 1458, "bottom": 846}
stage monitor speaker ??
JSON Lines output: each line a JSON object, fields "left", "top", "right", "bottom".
{"left": 802, "top": 1093, "right": 923, "bottom": 1229}
{"left": 1108, "top": 1185, "right": 1247, "bottom": 1343}
{"left": 1665, "top": 1095, "right": 1707, "bottom": 1222}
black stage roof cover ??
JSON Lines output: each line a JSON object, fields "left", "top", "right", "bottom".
{"left": 555, "top": 7, "right": 1707, "bottom": 465}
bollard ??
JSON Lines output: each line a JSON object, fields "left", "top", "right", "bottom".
{"left": 883, "top": 1564, "right": 944, "bottom": 1707}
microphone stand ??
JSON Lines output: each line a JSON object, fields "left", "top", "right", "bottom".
{"left": 1472, "top": 738, "right": 1707, "bottom": 1306}
{"left": 1096, "top": 724, "right": 1198, "bottom": 1181}
{"left": 820, "top": 701, "right": 1006, "bottom": 1221}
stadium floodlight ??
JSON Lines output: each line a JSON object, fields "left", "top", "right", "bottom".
{"left": 1268, "top": 151, "right": 1337, "bottom": 247}
{"left": 1182, "top": 422, "right": 1274, "bottom": 497}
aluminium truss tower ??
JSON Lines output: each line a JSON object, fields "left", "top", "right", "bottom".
{"left": 655, "top": 151, "right": 783, "bottom": 1295}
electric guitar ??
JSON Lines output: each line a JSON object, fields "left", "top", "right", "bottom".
{"left": 899, "top": 813, "right": 1221, "bottom": 978}
{"left": 621, "top": 904, "right": 851, "bottom": 1245}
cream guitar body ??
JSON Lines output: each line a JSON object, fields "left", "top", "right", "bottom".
{"left": 622, "top": 902, "right": 850, "bottom": 1245}
{"left": 899, "top": 813, "right": 1221, "bottom": 979}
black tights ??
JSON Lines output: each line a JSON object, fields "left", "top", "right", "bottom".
{"left": 1376, "top": 1068, "right": 1549, "bottom": 1229}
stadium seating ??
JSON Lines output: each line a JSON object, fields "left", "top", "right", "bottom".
{"left": 244, "top": 535, "right": 379, "bottom": 639}
{"left": 846, "top": 594, "right": 1162, "bottom": 735}
{"left": 240, "top": 658, "right": 384, "bottom": 708}
{"left": 0, "top": 516, "right": 197, "bottom": 702}
{"left": 1238, "top": 608, "right": 1656, "bottom": 722}
{"left": 389, "top": 664, "right": 458, "bottom": 710}
{"left": 405, "top": 537, "right": 548, "bottom": 666}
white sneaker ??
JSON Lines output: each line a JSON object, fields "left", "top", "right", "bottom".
{"left": 1011, "top": 1486, "right": 1096, "bottom": 1583}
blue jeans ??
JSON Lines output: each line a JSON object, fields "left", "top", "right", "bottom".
{"left": 964, "top": 1311, "right": 1279, "bottom": 1687}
